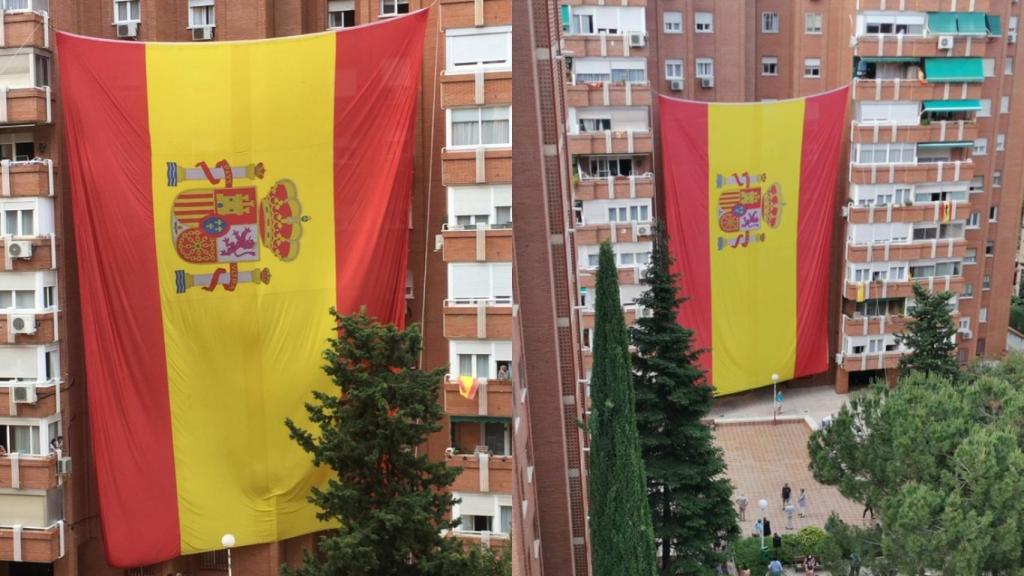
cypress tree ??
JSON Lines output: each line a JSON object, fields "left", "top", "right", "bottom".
{"left": 631, "top": 223, "right": 738, "bottom": 575}
{"left": 896, "top": 283, "right": 959, "bottom": 380}
{"left": 588, "top": 242, "right": 658, "bottom": 576}
{"left": 284, "top": 309, "right": 508, "bottom": 576}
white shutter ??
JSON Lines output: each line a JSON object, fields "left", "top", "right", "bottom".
{"left": 574, "top": 58, "right": 612, "bottom": 75}
{"left": 328, "top": 0, "right": 354, "bottom": 10}
{"left": 451, "top": 187, "right": 494, "bottom": 216}
{"left": 492, "top": 264, "right": 512, "bottom": 299}
{"left": 450, "top": 264, "right": 491, "bottom": 299}
{"left": 618, "top": 7, "right": 645, "bottom": 32}
{"left": 610, "top": 107, "right": 649, "bottom": 130}
{"left": 458, "top": 493, "right": 496, "bottom": 517}
{"left": 0, "top": 347, "right": 38, "bottom": 379}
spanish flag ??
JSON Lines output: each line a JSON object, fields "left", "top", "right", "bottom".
{"left": 57, "top": 12, "right": 426, "bottom": 567}
{"left": 660, "top": 88, "right": 849, "bottom": 395}
{"left": 458, "top": 375, "right": 480, "bottom": 400}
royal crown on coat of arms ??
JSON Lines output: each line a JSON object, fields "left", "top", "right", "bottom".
{"left": 715, "top": 171, "right": 783, "bottom": 251}
{"left": 167, "top": 159, "right": 305, "bottom": 294}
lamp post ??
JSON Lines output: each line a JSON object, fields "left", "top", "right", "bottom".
{"left": 757, "top": 498, "right": 769, "bottom": 555}
{"left": 771, "top": 373, "right": 780, "bottom": 425}
{"left": 221, "top": 534, "right": 235, "bottom": 576}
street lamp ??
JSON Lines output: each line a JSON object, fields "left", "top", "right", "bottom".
{"left": 757, "top": 498, "right": 769, "bottom": 554}
{"left": 221, "top": 533, "right": 235, "bottom": 576}
{"left": 771, "top": 373, "right": 780, "bottom": 425}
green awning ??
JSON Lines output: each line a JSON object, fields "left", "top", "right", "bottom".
{"left": 922, "top": 99, "right": 982, "bottom": 111}
{"left": 928, "top": 12, "right": 959, "bottom": 34}
{"left": 560, "top": 4, "right": 570, "bottom": 31}
{"left": 860, "top": 57, "right": 921, "bottom": 63}
{"left": 918, "top": 141, "right": 974, "bottom": 148}
{"left": 450, "top": 415, "right": 511, "bottom": 424}
{"left": 924, "top": 58, "right": 984, "bottom": 82}
{"left": 957, "top": 12, "right": 989, "bottom": 35}
{"left": 987, "top": 14, "right": 1002, "bottom": 36}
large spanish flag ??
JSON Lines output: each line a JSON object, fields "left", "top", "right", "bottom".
{"left": 660, "top": 88, "right": 848, "bottom": 396}
{"left": 57, "top": 12, "right": 426, "bottom": 567}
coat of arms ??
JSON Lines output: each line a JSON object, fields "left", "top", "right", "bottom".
{"left": 167, "top": 159, "right": 304, "bottom": 294}
{"left": 715, "top": 171, "right": 783, "bottom": 251}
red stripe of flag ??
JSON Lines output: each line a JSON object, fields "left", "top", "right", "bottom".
{"left": 57, "top": 33, "right": 181, "bottom": 566}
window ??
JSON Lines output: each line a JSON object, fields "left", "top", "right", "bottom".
{"left": 588, "top": 156, "right": 633, "bottom": 177}
{"left": 974, "top": 138, "right": 988, "bottom": 155}
{"left": 962, "top": 282, "right": 974, "bottom": 297}
{"left": 448, "top": 107, "right": 511, "bottom": 148}
{"left": 2, "top": 207, "right": 33, "bottom": 236}
{"left": 500, "top": 506, "right": 513, "bottom": 534}
{"left": 967, "top": 212, "right": 981, "bottom": 228}
{"left": 0, "top": 423, "right": 41, "bottom": 455}
{"left": 1001, "top": 96, "right": 1010, "bottom": 114}
{"left": 328, "top": 0, "right": 355, "bottom": 29}
{"left": 964, "top": 248, "right": 977, "bottom": 264}
{"left": 0, "top": 289, "right": 34, "bottom": 309}
{"left": 856, "top": 101, "right": 920, "bottom": 124}
{"left": 696, "top": 58, "right": 714, "bottom": 79}
{"left": 1007, "top": 57, "right": 1015, "bottom": 75}
{"left": 983, "top": 274, "right": 992, "bottom": 289}
{"left": 971, "top": 176, "right": 984, "bottom": 193}
{"left": 994, "top": 171, "right": 1003, "bottom": 187}
{"left": 43, "top": 286, "right": 54, "bottom": 309}
{"left": 986, "top": 240, "right": 995, "bottom": 255}
{"left": 805, "top": 13, "right": 822, "bottom": 34}
{"left": 804, "top": 58, "right": 821, "bottom": 78}
{"left": 446, "top": 27, "right": 512, "bottom": 71}
{"left": 607, "top": 204, "right": 649, "bottom": 222}
{"left": 997, "top": 134, "right": 1007, "bottom": 151}
{"left": 990, "top": 206, "right": 999, "bottom": 222}
{"left": 762, "top": 12, "right": 779, "bottom": 33}
{"left": 664, "top": 11, "right": 682, "bottom": 34}
{"left": 854, "top": 143, "right": 915, "bottom": 164}
{"left": 977, "top": 338, "right": 987, "bottom": 356}
{"left": 33, "top": 55, "right": 49, "bottom": 88}
{"left": 188, "top": 0, "right": 215, "bottom": 28}
{"left": 980, "top": 307, "right": 988, "bottom": 323}
{"left": 983, "top": 58, "right": 996, "bottom": 77}
{"left": 761, "top": 57, "right": 779, "bottom": 76}
{"left": 114, "top": 0, "right": 140, "bottom": 23}
{"left": 380, "top": 0, "right": 409, "bottom": 16}
{"left": 458, "top": 354, "right": 491, "bottom": 379}
{"left": 695, "top": 12, "right": 713, "bottom": 33}
{"left": 665, "top": 60, "right": 682, "bottom": 80}
{"left": 862, "top": 12, "right": 926, "bottom": 36}
{"left": 979, "top": 99, "right": 992, "bottom": 117}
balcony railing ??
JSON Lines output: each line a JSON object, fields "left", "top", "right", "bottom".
{"left": 0, "top": 520, "right": 64, "bottom": 563}
{"left": 1, "top": 159, "right": 53, "bottom": 197}
{"left": 0, "top": 452, "right": 56, "bottom": 489}
{"left": 444, "top": 296, "right": 512, "bottom": 307}
{"left": 441, "top": 222, "right": 513, "bottom": 232}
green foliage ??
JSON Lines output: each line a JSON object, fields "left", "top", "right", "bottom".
{"left": 589, "top": 242, "right": 658, "bottom": 576}
{"left": 731, "top": 536, "right": 769, "bottom": 575}
{"left": 1011, "top": 297, "right": 1024, "bottom": 334}
{"left": 808, "top": 360, "right": 1024, "bottom": 575}
{"left": 631, "top": 222, "right": 737, "bottom": 575}
{"left": 731, "top": 530, "right": 839, "bottom": 575}
{"left": 895, "top": 283, "right": 959, "bottom": 379}
{"left": 283, "top": 309, "right": 496, "bottom": 576}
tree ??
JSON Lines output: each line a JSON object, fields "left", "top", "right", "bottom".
{"left": 284, "top": 309, "right": 508, "bottom": 576}
{"left": 807, "top": 361, "right": 1024, "bottom": 575}
{"left": 588, "top": 242, "right": 658, "bottom": 576}
{"left": 631, "top": 223, "right": 737, "bottom": 574}
{"left": 895, "top": 283, "right": 959, "bottom": 379}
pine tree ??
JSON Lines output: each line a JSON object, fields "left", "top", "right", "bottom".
{"left": 284, "top": 309, "right": 507, "bottom": 576}
{"left": 896, "top": 283, "right": 959, "bottom": 380}
{"left": 588, "top": 242, "right": 658, "bottom": 576}
{"left": 631, "top": 223, "right": 738, "bottom": 575}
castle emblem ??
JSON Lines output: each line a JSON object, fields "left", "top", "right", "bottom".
{"left": 167, "top": 159, "right": 304, "bottom": 294}
{"left": 715, "top": 171, "right": 783, "bottom": 251}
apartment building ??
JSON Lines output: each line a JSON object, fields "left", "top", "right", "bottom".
{"left": 0, "top": 0, "right": 511, "bottom": 574}
{"left": 514, "top": 0, "right": 1024, "bottom": 571}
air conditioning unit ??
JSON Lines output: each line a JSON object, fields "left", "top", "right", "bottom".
{"left": 6, "top": 240, "right": 32, "bottom": 259}
{"left": 670, "top": 79, "right": 683, "bottom": 91}
{"left": 700, "top": 76, "right": 715, "bottom": 88}
{"left": 628, "top": 33, "right": 645, "bottom": 47}
{"left": 961, "top": 329, "right": 973, "bottom": 340}
{"left": 835, "top": 353, "right": 845, "bottom": 366}
{"left": 1010, "top": 31, "right": 1018, "bottom": 44}
{"left": 12, "top": 382, "right": 37, "bottom": 404}
{"left": 937, "top": 36, "right": 954, "bottom": 50}
{"left": 116, "top": 22, "right": 138, "bottom": 39}
{"left": 635, "top": 223, "right": 653, "bottom": 236}
{"left": 57, "top": 457, "right": 72, "bottom": 475}
{"left": 192, "top": 26, "right": 214, "bottom": 41}
{"left": 10, "top": 314, "right": 36, "bottom": 335}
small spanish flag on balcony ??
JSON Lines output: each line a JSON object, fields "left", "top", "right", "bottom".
{"left": 660, "top": 88, "right": 849, "bottom": 396}
{"left": 940, "top": 200, "right": 954, "bottom": 223}
{"left": 459, "top": 375, "right": 480, "bottom": 400}
{"left": 57, "top": 12, "right": 427, "bottom": 568}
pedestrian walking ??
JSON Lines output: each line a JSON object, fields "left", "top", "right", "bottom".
{"left": 782, "top": 483, "right": 792, "bottom": 509}
{"left": 767, "top": 558, "right": 784, "bottom": 576}
{"left": 763, "top": 518, "right": 773, "bottom": 536}
{"left": 849, "top": 552, "right": 862, "bottom": 576}
{"left": 785, "top": 503, "right": 795, "bottom": 530}
{"left": 772, "top": 533, "right": 782, "bottom": 554}
{"left": 775, "top": 389, "right": 785, "bottom": 414}
{"left": 862, "top": 498, "right": 875, "bottom": 523}
{"left": 752, "top": 518, "right": 764, "bottom": 538}
{"left": 736, "top": 492, "right": 749, "bottom": 521}
{"left": 798, "top": 488, "right": 807, "bottom": 518}
{"left": 803, "top": 554, "right": 818, "bottom": 576}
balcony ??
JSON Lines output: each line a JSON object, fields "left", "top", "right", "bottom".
{"left": 0, "top": 310, "right": 58, "bottom": 345}
{"left": 574, "top": 221, "right": 653, "bottom": 246}
{"left": 442, "top": 148, "right": 512, "bottom": 186}
{"left": 851, "top": 121, "right": 978, "bottom": 145}
{"left": 568, "top": 130, "right": 653, "bottom": 156}
{"left": 842, "top": 314, "right": 911, "bottom": 337}
{"left": 846, "top": 238, "right": 968, "bottom": 263}
{"left": 440, "top": 70, "right": 512, "bottom": 108}
{"left": 844, "top": 276, "right": 965, "bottom": 301}
{"left": 851, "top": 78, "right": 982, "bottom": 102}
{"left": 1, "top": 8, "right": 49, "bottom": 51}
{"left": 0, "top": 86, "right": 52, "bottom": 125}
{"left": 448, "top": 452, "right": 513, "bottom": 494}
{"left": 849, "top": 160, "right": 974, "bottom": 185}
{"left": 0, "top": 453, "right": 57, "bottom": 490}
{"left": 0, "top": 379, "right": 58, "bottom": 417}
{"left": 855, "top": 0, "right": 989, "bottom": 11}
{"left": 452, "top": 530, "right": 511, "bottom": 547}
{"left": 561, "top": 0, "right": 646, "bottom": 5}
{"left": 443, "top": 377, "right": 512, "bottom": 417}
{"left": 839, "top": 350, "right": 903, "bottom": 372}
{"left": 439, "top": 0, "right": 512, "bottom": 29}
{"left": 577, "top": 265, "right": 643, "bottom": 288}
{"left": 573, "top": 174, "right": 654, "bottom": 201}
{"left": 565, "top": 81, "right": 651, "bottom": 108}
{"left": 855, "top": 35, "right": 989, "bottom": 59}
{"left": 579, "top": 306, "right": 639, "bottom": 329}
{"left": 0, "top": 521, "right": 63, "bottom": 563}
{"left": 443, "top": 299, "right": 513, "bottom": 340}
{"left": 847, "top": 202, "right": 971, "bottom": 224}
{"left": 562, "top": 33, "right": 648, "bottom": 59}
{"left": 441, "top": 226, "right": 513, "bottom": 263}
{"left": 1, "top": 234, "right": 55, "bottom": 272}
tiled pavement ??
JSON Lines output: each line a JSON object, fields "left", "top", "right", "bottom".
{"left": 713, "top": 420, "right": 866, "bottom": 536}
